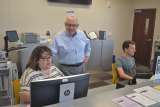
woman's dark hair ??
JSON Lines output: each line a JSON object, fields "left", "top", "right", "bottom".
{"left": 26, "top": 46, "right": 52, "bottom": 71}
{"left": 122, "top": 40, "right": 135, "bottom": 52}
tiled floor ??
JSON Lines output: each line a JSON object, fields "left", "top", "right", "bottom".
{"left": 87, "top": 70, "right": 113, "bottom": 89}
{"left": 88, "top": 64, "right": 153, "bottom": 89}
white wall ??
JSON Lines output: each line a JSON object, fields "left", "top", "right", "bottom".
{"left": 134, "top": 0, "right": 160, "bottom": 60}
{"left": 0, "top": 0, "right": 134, "bottom": 63}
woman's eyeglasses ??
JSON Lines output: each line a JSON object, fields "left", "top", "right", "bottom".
{"left": 41, "top": 55, "right": 52, "bottom": 61}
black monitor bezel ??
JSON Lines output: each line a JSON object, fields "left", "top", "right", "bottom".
{"left": 30, "top": 73, "right": 89, "bottom": 107}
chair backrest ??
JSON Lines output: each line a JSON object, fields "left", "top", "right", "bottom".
{"left": 12, "top": 79, "right": 20, "bottom": 104}
{"left": 112, "top": 63, "right": 119, "bottom": 84}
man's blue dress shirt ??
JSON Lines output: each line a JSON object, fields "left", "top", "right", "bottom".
{"left": 49, "top": 30, "right": 91, "bottom": 64}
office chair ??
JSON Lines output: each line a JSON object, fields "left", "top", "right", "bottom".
{"left": 13, "top": 79, "right": 20, "bottom": 104}
{"left": 112, "top": 63, "right": 119, "bottom": 84}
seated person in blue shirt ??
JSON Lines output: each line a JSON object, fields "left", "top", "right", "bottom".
{"left": 49, "top": 16, "right": 91, "bottom": 76}
{"left": 116, "top": 40, "right": 136, "bottom": 81}
{"left": 20, "top": 46, "right": 64, "bottom": 103}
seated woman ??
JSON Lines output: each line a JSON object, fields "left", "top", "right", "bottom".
{"left": 20, "top": 46, "right": 64, "bottom": 104}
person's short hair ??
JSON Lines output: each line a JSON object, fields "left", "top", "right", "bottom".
{"left": 122, "top": 40, "right": 135, "bottom": 52}
{"left": 26, "top": 46, "right": 52, "bottom": 71}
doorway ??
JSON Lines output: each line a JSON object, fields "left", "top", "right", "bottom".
{"left": 132, "top": 9, "right": 156, "bottom": 67}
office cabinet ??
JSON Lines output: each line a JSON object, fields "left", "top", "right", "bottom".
{"left": 87, "top": 40, "right": 113, "bottom": 71}
{"left": 87, "top": 40, "right": 101, "bottom": 70}
{"left": 101, "top": 40, "right": 113, "bottom": 70}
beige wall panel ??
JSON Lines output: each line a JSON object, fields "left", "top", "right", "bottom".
{"left": 0, "top": 0, "right": 134, "bottom": 64}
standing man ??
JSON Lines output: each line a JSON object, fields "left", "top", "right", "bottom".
{"left": 49, "top": 16, "right": 91, "bottom": 75}
{"left": 116, "top": 40, "right": 136, "bottom": 81}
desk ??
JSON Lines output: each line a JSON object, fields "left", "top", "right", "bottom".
{"left": 7, "top": 80, "right": 160, "bottom": 107}
{"left": 45, "top": 81, "right": 160, "bottom": 107}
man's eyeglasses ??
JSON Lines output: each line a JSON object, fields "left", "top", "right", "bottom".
{"left": 41, "top": 55, "right": 52, "bottom": 61}
{"left": 65, "top": 23, "right": 79, "bottom": 27}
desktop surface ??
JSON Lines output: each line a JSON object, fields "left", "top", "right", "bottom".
{"left": 6, "top": 80, "right": 160, "bottom": 107}
{"left": 8, "top": 47, "right": 27, "bottom": 51}
{"left": 45, "top": 80, "right": 160, "bottom": 107}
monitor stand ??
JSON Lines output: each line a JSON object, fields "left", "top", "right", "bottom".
{"left": 3, "top": 36, "right": 9, "bottom": 57}
{"left": 3, "top": 36, "right": 27, "bottom": 57}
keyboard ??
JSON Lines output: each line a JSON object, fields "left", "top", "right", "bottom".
{"left": 8, "top": 47, "right": 27, "bottom": 51}
{"left": 136, "top": 72, "right": 153, "bottom": 79}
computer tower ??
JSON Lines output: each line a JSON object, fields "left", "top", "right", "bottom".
{"left": 99, "top": 31, "right": 106, "bottom": 40}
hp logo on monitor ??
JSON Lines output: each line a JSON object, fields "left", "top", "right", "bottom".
{"left": 64, "top": 90, "right": 70, "bottom": 96}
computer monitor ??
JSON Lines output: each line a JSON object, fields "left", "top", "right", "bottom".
{"left": 4, "top": 30, "right": 20, "bottom": 56}
{"left": 30, "top": 73, "right": 90, "bottom": 107}
{"left": 6, "top": 30, "right": 19, "bottom": 42}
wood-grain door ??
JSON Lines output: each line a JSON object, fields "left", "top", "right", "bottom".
{"left": 132, "top": 9, "right": 156, "bottom": 66}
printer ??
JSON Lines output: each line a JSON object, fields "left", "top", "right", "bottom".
{"left": 21, "top": 32, "right": 40, "bottom": 43}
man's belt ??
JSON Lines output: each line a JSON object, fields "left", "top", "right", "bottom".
{"left": 60, "top": 62, "right": 83, "bottom": 67}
